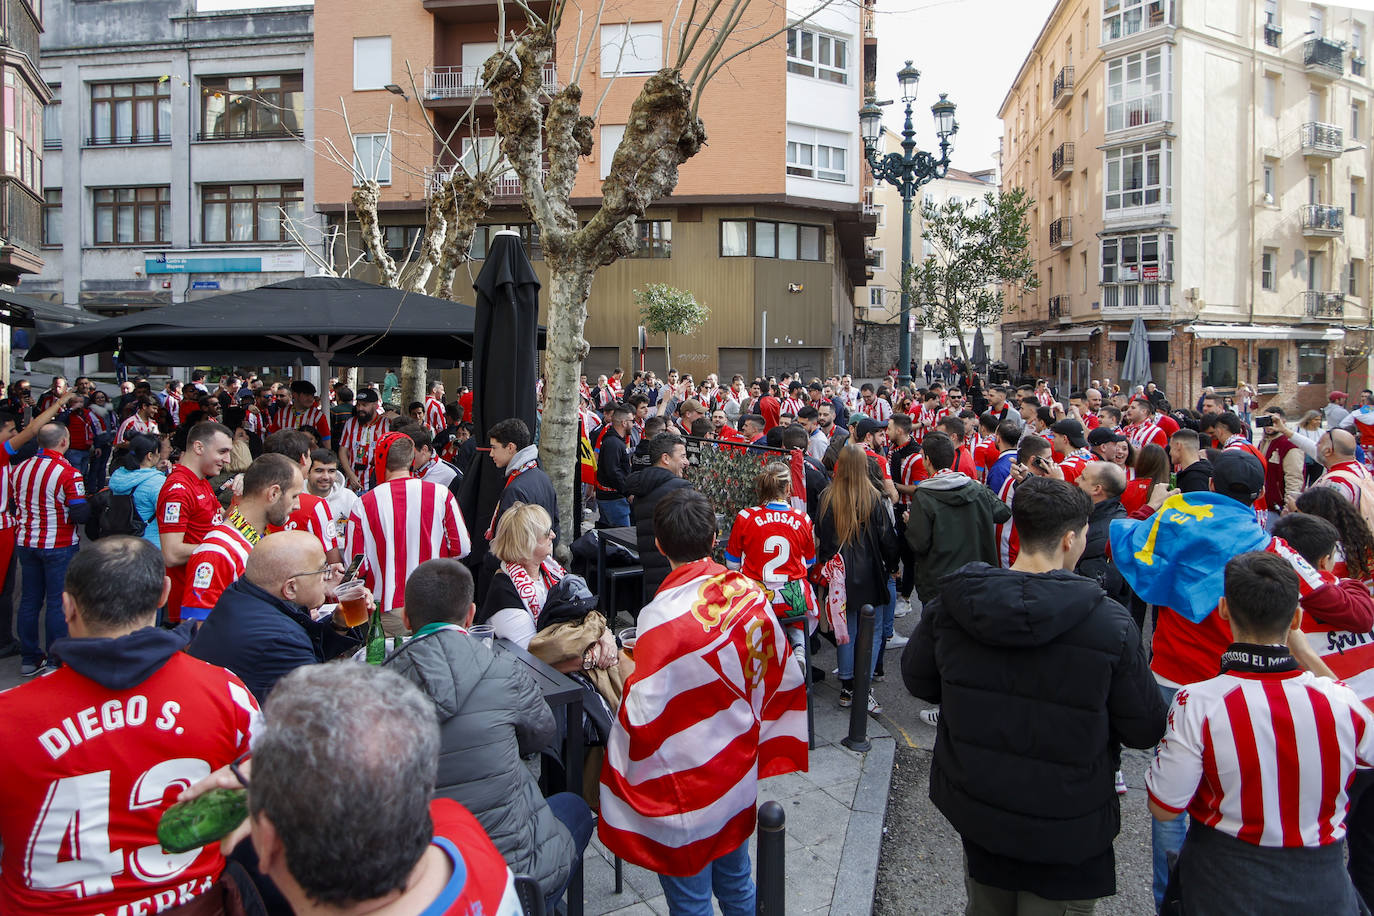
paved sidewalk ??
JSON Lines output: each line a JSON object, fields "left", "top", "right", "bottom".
{"left": 583, "top": 671, "right": 896, "bottom": 916}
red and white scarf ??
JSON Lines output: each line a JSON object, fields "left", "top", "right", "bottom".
{"left": 821, "top": 553, "right": 849, "bottom": 645}
{"left": 484, "top": 456, "right": 541, "bottom": 540}
{"left": 500, "top": 557, "right": 565, "bottom": 622}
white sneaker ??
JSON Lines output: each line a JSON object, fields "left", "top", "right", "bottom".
{"left": 867, "top": 693, "right": 883, "bottom": 716}
{"left": 1115, "top": 770, "right": 1128, "bottom": 796}
{"left": 919, "top": 707, "right": 941, "bottom": 727}
{"left": 885, "top": 635, "right": 910, "bottom": 651}
{"left": 894, "top": 597, "right": 912, "bottom": 618}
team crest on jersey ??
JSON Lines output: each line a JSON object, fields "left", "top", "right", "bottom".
{"left": 192, "top": 562, "right": 214, "bottom": 589}
{"left": 164, "top": 503, "right": 181, "bottom": 524}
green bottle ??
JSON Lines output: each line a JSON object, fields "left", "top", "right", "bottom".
{"left": 365, "top": 606, "right": 388, "bottom": 665}
{"left": 157, "top": 788, "right": 249, "bottom": 853}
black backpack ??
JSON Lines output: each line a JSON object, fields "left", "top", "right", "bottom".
{"left": 86, "top": 487, "right": 147, "bottom": 540}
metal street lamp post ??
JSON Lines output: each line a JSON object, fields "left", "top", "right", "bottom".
{"left": 860, "top": 61, "right": 957, "bottom": 386}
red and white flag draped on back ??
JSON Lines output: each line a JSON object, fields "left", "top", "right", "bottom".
{"left": 599, "top": 558, "right": 808, "bottom": 875}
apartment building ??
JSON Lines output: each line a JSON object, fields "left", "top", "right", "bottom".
{"left": 1000, "top": 0, "right": 1374, "bottom": 408}
{"left": 855, "top": 122, "right": 1000, "bottom": 367}
{"left": 29, "top": 0, "right": 317, "bottom": 319}
{"left": 313, "top": 0, "right": 876, "bottom": 382}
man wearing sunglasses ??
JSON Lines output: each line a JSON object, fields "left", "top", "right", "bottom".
{"left": 190, "top": 530, "right": 363, "bottom": 703}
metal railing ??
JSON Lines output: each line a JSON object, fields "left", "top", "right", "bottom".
{"left": 422, "top": 63, "right": 558, "bottom": 100}
{"left": 1301, "top": 203, "right": 1345, "bottom": 234}
{"left": 1049, "top": 216, "right": 1071, "bottom": 247}
{"left": 1051, "top": 142, "right": 1074, "bottom": 177}
{"left": 1052, "top": 66, "right": 1074, "bottom": 107}
{"left": 1047, "top": 295, "right": 1064, "bottom": 318}
{"left": 1304, "top": 290, "right": 1345, "bottom": 319}
{"left": 1264, "top": 24, "right": 1282, "bottom": 48}
{"left": 196, "top": 127, "right": 302, "bottom": 142}
{"left": 1301, "top": 121, "right": 1344, "bottom": 155}
{"left": 1305, "top": 37, "right": 1345, "bottom": 77}
{"left": 423, "top": 166, "right": 540, "bottom": 197}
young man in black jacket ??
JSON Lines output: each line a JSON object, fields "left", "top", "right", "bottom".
{"left": 595, "top": 406, "right": 633, "bottom": 527}
{"left": 902, "top": 476, "right": 1166, "bottom": 913}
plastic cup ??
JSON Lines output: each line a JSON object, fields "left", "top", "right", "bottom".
{"left": 334, "top": 579, "right": 370, "bottom": 628}
{"left": 618, "top": 627, "right": 637, "bottom": 661}
{"left": 468, "top": 624, "right": 496, "bottom": 642}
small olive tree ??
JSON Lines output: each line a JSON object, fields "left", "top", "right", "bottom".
{"left": 635, "top": 282, "right": 709, "bottom": 371}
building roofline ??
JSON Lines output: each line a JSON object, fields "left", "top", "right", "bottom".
{"left": 997, "top": 1, "right": 1061, "bottom": 118}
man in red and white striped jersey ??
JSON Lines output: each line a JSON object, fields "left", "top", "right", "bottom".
{"left": 115, "top": 394, "right": 158, "bottom": 444}
{"left": 1312, "top": 429, "right": 1372, "bottom": 507}
{"left": 182, "top": 453, "right": 303, "bottom": 622}
{"left": 262, "top": 429, "right": 343, "bottom": 564}
{"left": 161, "top": 378, "right": 182, "bottom": 425}
{"left": 157, "top": 421, "right": 233, "bottom": 624}
{"left": 346, "top": 434, "right": 470, "bottom": 635}
{"left": 857, "top": 383, "right": 893, "bottom": 423}
{"left": 337, "top": 388, "right": 390, "bottom": 491}
{"left": 13, "top": 423, "right": 89, "bottom": 674}
{"left": 424, "top": 380, "right": 447, "bottom": 433}
{"left": 1123, "top": 396, "right": 1168, "bottom": 450}
{"left": 269, "top": 380, "right": 332, "bottom": 447}
{"left": 1147, "top": 551, "right": 1374, "bottom": 913}
{"left": 1050, "top": 419, "right": 1094, "bottom": 485}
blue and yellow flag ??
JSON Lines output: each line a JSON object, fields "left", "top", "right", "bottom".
{"left": 1108, "top": 492, "right": 1271, "bottom": 623}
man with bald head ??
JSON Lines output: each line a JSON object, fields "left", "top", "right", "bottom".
{"left": 189, "top": 530, "right": 361, "bottom": 701}
{"left": 1313, "top": 428, "right": 1374, "bottom": 507}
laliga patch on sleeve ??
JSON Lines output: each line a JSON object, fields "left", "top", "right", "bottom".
{"left": 192, "top": 562, "right": 214, "bottom": 590}
{"left": 73, "top": 480, "right": 85, "bottom": 497}
{"left": 164, "top": 503, "right": 181, "bottom": 524}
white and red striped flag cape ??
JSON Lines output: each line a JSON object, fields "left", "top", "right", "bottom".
{"left": 599, "top": 558, "right": 808, "bottom": 875}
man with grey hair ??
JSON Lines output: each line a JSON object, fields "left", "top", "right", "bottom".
{"left": 183, "top": 664, "right": 523, "bottom": 915}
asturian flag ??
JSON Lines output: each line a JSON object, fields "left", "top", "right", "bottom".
{"left": 599, "top": 558, "right": 808, "bottom": 876}
{"left": 1109, "top": 492, "right": 1272, "bottom": 623}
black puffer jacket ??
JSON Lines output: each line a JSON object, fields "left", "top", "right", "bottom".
{"left": 626, "top": 466, "right": 694, "bottom": 603}
{"left": 1075, "top": 497, "right": 1130, "bottom": 606}
{"left": 385, "top": 629, "right": 574, "bottom": 896}
{"left": 902, "top": 564, "right": 1166, "bottom": 866}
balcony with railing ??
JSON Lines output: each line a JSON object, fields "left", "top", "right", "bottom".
{"left": 423, "top": 166, "right": 541, "bottom": 198}
{"left": 1301, "top": 121, "right": 1344, "bottom": 157}
{"left": 1264, "top": 23, "right": 1282, "bottom": 48}
{"left": 422, "top": 62, "right": 558, "bottom": 105}
{"left": 1101, "top": 280, "right": 1172, "bottom": 315}
{"left": 1051, "top": 142, "right": 1073, "bottom": 180}
{"left": 1356, "top": 56, "right": 1367, "bottom": 77}
{"left": 1047, "top": 295, "right": 1064, "bottom": 318}
{"left": 1052, "top": 66, "right": 1074, "bottom": 109}
{"left": 1305, "top": 37, "right": 1345, "bottom": 80}
{"left": 1049, "top": 217, "right": 1072, "bottom": 249}
{"left": 1304, "top": 290, "right": 1345, "bottom": 319}
{"left": 1301, "top": 204, "right": 1345, "bottom": 238}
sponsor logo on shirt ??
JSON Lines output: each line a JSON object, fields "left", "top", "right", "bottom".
{"left": 192, "top": 562, "right": 214, "bottom": 589}
{"left": 164, "top": 503, "right": 181, "bottom": 524}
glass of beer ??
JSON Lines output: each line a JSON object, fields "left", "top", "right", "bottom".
{"left": 335, "top": 579, "right": 370, "bottom": 628}
{"left": 618, "top": 627, "right": 637, "bottom": 661}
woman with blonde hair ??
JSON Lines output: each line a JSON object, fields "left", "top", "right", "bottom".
{"left": 816, "top": 444, "right": 898, "bottom": 714}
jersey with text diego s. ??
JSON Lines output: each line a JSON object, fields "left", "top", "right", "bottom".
{"left": 725, "top": 503, "right": 816, "bottom": 588}
{"left": 0, "top": 653, "right": 258, "bottom": 916}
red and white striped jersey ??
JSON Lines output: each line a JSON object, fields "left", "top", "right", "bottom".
{"left": 1035, "top": 389, "right": 1055, "bottom": 408}
{"left": 116, "top": 414, "right": 156, "bottom": 445}
{"left": 164, "top": 392, "right": 181, "bottom": 425}
{"left": 1058, "top": 448, "right": 1094, "bottom": 485}
{"left": 1146, "top": 666, "right": 1374, "bottom": 847}
{"left": 345, "top": 476, "right": 470, "bottom": 613}
{"left": 156, "top": 465, "right": 225, "bottom": 621}
{"left": 13, "top": 451, "right": 85, "bottom": 549}
{"left": 1317, "top": 461, "right": 1373, "bottom": 506}
{"left": 894, "top": 446, "right": 927, "bottom": 506}
{"left": 242, "top": 409, "right": 264, "bottom": 435}
{"left": 995, "top": 474, "right": 1019, "bottom": 568}
{"left": 180, "top": 515, "right": 258, "bottom": 621}
{"left": 725, "top": 502, "right": 816, "bottom": 587}
{"left": 780, "top": 397, "right": 804, "bottom": 417}
{"left": 859, "top": 397, "right": 893, "bottom": 423}
{"left": 916, "top": 405, "right": 951, "bottom": 439}
{"left": 269, "top": 403, "right": 331, "bottom": 444}
{"left": 267, "top": 492, "right": 337, "bottom": 553}
{"left": 425, "top": 397, "right": 446, "bottom": 432}
{"left": 337, "top": 414, "right": 391, "bottom": 470}
{"left": 1125, "top": 418, "right": 1168, "bottom": 450}
{"left": 0, "top": 441, "right": 15, "bottom": 530}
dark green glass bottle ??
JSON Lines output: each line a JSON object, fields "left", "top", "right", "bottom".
{"left": 365, "top": 606, "right": 387, "bottom": 665}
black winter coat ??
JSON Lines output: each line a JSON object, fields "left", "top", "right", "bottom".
{"left": 626, "top": 467, "right": 694, "bottom": 604}
{"left": 815, "top": 499, "right": 898, "bottom": 610}
{"left": 595, "top": 428, "right": 631, "bottom": 498}
{"left": 902, "top": 564, "right": 1166, "bottom": 867}
{"left": 1075, "top": 497, "right": 1130, "bottom": 607}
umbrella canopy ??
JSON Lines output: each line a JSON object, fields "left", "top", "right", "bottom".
{"left": 0, "top": 290, "right": 100, "bottom": 327}
{"left": 971, "top": 326, "right": 988, "bottom": 369}
{"left": 24, "top": 276, "right": 511, "bottom": 370}
{"left": 459, "top": 230, "right": 543, "bottom": 564}
{"left": 1119, "top": 315, "right": 1153, "bottom": 390}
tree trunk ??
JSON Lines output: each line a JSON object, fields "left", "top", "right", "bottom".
{"left": 542, "top": 264, "right": 595, "bottom": 556}
{"left": 400, "top": 356, "right": 427, "bottom": 411}
{"left": 664, "top": 331, "right": 671, "bottom": 375}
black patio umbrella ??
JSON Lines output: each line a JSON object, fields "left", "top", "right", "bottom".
{"left": 0, "top": 290, "right": 101, "bottom": 328}
{"left": 24, "top": 276, "right": 499, "bottom": 370}
{"left": 459, "top": 230, "right": 542, "bottom": 567}
{"left": 971, "top": 326, "right": 988, "bottom": 370}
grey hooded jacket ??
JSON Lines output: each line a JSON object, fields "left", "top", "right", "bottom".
{"left": 385, "top": 627, "right": 574, "bottom": 895}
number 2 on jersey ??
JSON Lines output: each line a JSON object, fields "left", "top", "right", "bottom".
{"left": 761, "top": 534, "right": 791, "bottom": 581}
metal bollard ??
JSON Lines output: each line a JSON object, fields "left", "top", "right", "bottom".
{"left": 842, "top": 604, "right": 876, "bottom": 753}
{"left": 756, "top": 800, "right": 786, "bottom": 915}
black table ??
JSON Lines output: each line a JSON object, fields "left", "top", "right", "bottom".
{"left": 595, "top": 527, "right": 642, "bottom": 623}
{"left": 495, "top": 637, "right": 586, "bottom": 916}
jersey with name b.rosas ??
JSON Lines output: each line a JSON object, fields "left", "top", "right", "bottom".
{"left": 725, "top": 502, "right": 816, "bottom": 589}
{"left": 0, "top": 651, "right": 258, "bottom": 916}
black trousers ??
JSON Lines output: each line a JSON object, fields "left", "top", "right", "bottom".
{"left": 894, "top": 514, "right": 916, "bottom": 600}
{"left": 1349, "top": 769, "right": 1374, "bottom": 911}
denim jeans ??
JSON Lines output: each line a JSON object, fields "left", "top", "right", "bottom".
{"left": 658, "top": 841, "right": 754, "bottom": 916}
{"left": 65, "top": 448, "right": 89, "bottom": 481}
{"left": 544, "top": 792, "right": 594, "bottom": 913}
{"left": 1151, "top": 683, "right": 1183, "bottom": 910}
{"left": 17, "top": 544, "right": 79, "bottom": 665}
{"left": 835, "top": 595, "right": 884, "bottom": 682}
{"left": 599, "top": 496, "right": 631, "bottom": 528}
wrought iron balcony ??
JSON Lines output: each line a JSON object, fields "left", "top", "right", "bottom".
{"left": 1305, "top": 37, "right": 1345, "bottom": 79}
{"left": 1264, "top": 23, "right": 1282, "bottom": 48}
{"left": 1301, "top": 204, "right": 1345, "bottom": 237}
{"left": 1304, "top": 290, "right": 1344, "bottom": 319}
{"left": 422, "top": 63, "right": 558, "bottom": 101}
{"left": 1051, "top": 142, "right": 1074, "bottom": 180}
{"left": 1301, "top": 121, "right": 1344, "bottom": 157}
{"left": 1049, "top": 217, "right": 1072, "bottom": 249}
{"left": 1052, "top": 67, "right": 1074, "bottom": 109}
{"left": 1047, "top": 295, "right": 1064, "bottom": 318}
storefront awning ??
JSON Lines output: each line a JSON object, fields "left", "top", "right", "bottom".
{"left": 1107, "top": 329, "right": 1173, "bottom": 341}
{"left": 1022, "top": 336, "right": 1042, "bottom": 347}
{"left": 1038, "top": 327, "right": 1098, "bottom": 343}
{"left": 1184, "top": 323, "right": 1345, "bottom": 341}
